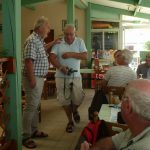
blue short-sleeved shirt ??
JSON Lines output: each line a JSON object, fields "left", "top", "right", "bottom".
{"left": 51, "top": 37, "right": 87, "bottom": 78}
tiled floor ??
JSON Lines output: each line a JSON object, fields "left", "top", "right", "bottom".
{"left": 22, "top": 89, "right": 95, "bottom": 150}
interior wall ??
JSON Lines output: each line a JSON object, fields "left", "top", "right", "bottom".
{"left": 21, "top": 1, "right": 85, "bottom": 47}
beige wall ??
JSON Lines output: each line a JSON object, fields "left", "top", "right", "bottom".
{"left": 22, "top": 1, "right": 85, "bottom": 45}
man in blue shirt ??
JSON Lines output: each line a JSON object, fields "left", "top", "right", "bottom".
{"left": 50, "top": 24, "right": 87, "bottom": 133}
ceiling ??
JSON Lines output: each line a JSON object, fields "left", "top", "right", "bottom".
{"left": 21, "top": 0, "right": 150, "bottom": 20}
{"left": 1, "top": 0, "right": 150, "bottom": 17}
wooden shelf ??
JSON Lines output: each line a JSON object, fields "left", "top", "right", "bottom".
{"left": 0, "top": 58, "right": 9, "bottom": 63}
{"left": 0, "top": 57, "right": 16, "bottom": 73}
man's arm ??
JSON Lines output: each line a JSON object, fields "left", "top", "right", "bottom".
{"left": 45, "top": 38, "right": 61, "bottom": 53}
{"left": 49, "top": 53, "right": 68, "bottom": 74}
{"left": 81, "top": 137, "right": 116, "bottom": 150}
{"left": 62, "top": 52, "right": 87, "bottom": 60}
{"left": 24, "top": 58, "right": 36, "bottom": 88}
{"left": 91, "top": 137, "right": 116, "bottom": 150}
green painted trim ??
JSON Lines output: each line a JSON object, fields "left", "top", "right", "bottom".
{"left": 90, "top": 3, "right": 150, "bottom": 20}
{"left": 140, "top": 0, "right": 150, "bottom": 7}
{"left": 67, "top": 0, "right": 74, "bottom": 24}
{"left": 135, "top": 12, "right": 150, "bottom": 20}
{"left": 109, "top": 0, "right": 150, "bottom": 7}
{"left": 91, "top": 3, "right": 133, "bottom": 16}
{"left": 2, "top": 0, "right": 22, "bottom": 149}
{"left": 110, "top": 0, "right": 138, "bottom": 5}
{"left": 24, "top": 5, "right": 36, "bottom": 10}
{"left": 134, "top": 0, "right": 142, "bottom": 16}
{"left": 21, "top": 0, "right": 47, "bottom": 6}
{"left": 75, "top": 0, "right": 88, "bottom": 9}
{"left": 85, "top": 2, "right": 92, "bottom": 68}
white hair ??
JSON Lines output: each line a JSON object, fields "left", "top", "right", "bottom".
{"left": 64, "top": 24, "right": 76, "bottom": 32}
{"left": 126, "top": 86, "right": 150, "bottom": 120}
{"left": 121, "top": 49, "right": 133, "bottom": 64}
{"left": 34, "top": 16, "right": 48, "bottom": 30}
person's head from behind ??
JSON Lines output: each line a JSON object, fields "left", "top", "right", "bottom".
{"left": 121, "top": 79, "right": 150, "bottom": 125}
{"left": 64, "top": 24, "right": 76, "bottom": 44}
{"left": 113, "top": 50, "right": 122, "bottom": 65}
{"left": 116, "top": 49, "right": 133, "bottom": 66}
{"left": 34, "top": 16, "right": 50, "bottom": 38}
{"left": 145, "top": 52, "right": 150, "bottom": 66}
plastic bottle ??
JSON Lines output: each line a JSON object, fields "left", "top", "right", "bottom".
{"left": 109, "top": 92, "right": 113, "bottom": 104}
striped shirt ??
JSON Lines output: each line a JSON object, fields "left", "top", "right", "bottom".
{"left": 104, "top": 66, "right": 137, "bottom": 87}
{"left": 23, "top": 32, "right": 49, "bottom": 77}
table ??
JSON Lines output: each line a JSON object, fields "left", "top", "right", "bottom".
{"left": 98, "top": 104, "right": 128, "bottom": 136}
{"left": 48, "top": 68, "right": 94, "bottom": 74}
{"left": 98, "top": 104, "right": 120, "bottom": 123}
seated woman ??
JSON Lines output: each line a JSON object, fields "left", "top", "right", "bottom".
{"left": 112, "top": 50, "right": 122, "bottom": 66}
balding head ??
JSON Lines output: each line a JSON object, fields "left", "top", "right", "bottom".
{"left": 33, "top": 16, "right": 50, "bottom": 38}
{"left": 125, "top": 79, "right": 150, "bottom": 120}
{"left": 63, "top": 24, "right": 76, "bottom": 44}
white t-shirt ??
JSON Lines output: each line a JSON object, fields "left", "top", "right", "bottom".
{"left": 51, "top": 37, "right": 87, "bottom": 78}
{"left": 104, "top": 66, "right": 137, "bottom": 87}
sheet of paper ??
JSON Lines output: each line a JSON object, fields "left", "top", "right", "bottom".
{"left": 110, "top": 107, "right": 120, "bottom": 122}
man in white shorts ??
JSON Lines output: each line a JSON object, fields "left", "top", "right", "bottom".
{"left": 49, "top": 24, "right": 87, "bottom": 133}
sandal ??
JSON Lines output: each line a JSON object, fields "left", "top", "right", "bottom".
{"left": 31, "top": 130, "right": 48, "bottom": 138}
{"left": 22, "top": 138, "right": 36, "bottom": 149}
{"left": 73, "top": 111, "right": 80, "bottom": 123}
{"left": 66, "top": 122, "right": 74, "bottom": 133}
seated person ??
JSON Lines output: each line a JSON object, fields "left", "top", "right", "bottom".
{"left": 137, "top": 52, "right": 150, "bottom": 79}
{"left": 112, "top": 50, "right": 121, "bottom": 66}
{"left": 81, "top": 79, "right": 150, "bottom": 150}
{"left": 102, "top": 49, "right": 136, "bottom": 88}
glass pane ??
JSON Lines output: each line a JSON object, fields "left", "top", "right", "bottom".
{"left": 104, "top": 31, "right": 118, "bottom": 50}
{"left": 91, "top": 32, "right": 103, "bottom": 51}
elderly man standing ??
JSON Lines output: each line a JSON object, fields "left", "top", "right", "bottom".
{"left": 102, "top": 49, "right": 136, "bottom": 88}
{"left": 49, "top": 24, "right": 87, "bottom": 133}
{"left": 81, "top": 79, "right": 150, "bottom": 150}
{"left": 137, "top": 52, "right": 150, "bottom": 79}
{"left": 22, "top": 16, "right": 60, "bottom": 148}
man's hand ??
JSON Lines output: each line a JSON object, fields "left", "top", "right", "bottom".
{"left": 80, "top": 141, "right": 90, "bottom": 150}
{"left": 29, "top": 76, "right": 36, "bottom": 89}
{"left": 59, "top": 66, "right": 69, "bottom": 75}
{"left": 62, "top": 52, "right": 74, "bottom": 59}
{"left": 54, "top": 38, "right": 62, "bottom": 45}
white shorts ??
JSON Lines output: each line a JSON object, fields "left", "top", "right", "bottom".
{"left": 55, "top": 77, "right": 85, "bottom": 106}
